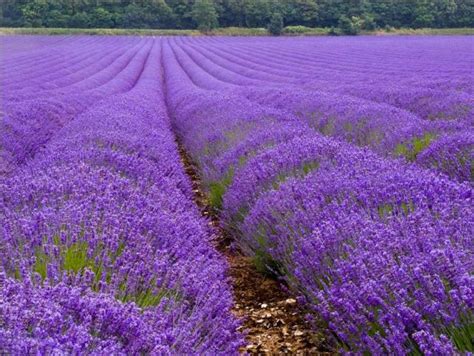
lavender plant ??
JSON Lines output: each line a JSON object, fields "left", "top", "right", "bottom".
{"left": 1, "top": 34, "right": 472, "bottom": 354}
{"left": 1, "top": 38, "right": 243, "bottom": 354}
{"left": 163, "top": 35, "right": 474, "bottom": 353}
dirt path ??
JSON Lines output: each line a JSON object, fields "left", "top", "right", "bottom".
{"left": 177, "top": 142, "right": 333, "bottom": 355}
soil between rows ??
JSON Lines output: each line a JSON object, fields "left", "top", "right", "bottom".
{"left": 176, "top": 141, "right": 334, "bottom": 355}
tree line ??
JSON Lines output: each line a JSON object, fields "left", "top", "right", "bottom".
{"left": 1, "top": 0, "right": 472, "bottom": 34}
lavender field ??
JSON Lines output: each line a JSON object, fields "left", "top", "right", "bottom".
{"left": 0, "top": 35, "right": 473, "bottom": 354}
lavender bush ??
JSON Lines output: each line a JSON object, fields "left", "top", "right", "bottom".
{"left": 163, "top": 36, "right": 473, "bottom": 353}
{"left": 1, "top": 38, "right": 243, "bottom": 353}
{"left": 1, "top": 34, "right": 472, "bottom": 353}
{"left": 171, "top": 36, "right": 473, "bottom": 183}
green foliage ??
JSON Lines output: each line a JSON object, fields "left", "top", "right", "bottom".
{"left": 192, "top": 0, "right": 218, "bottom": 32}
{"left": 268, "top": 12, "right": 284, "bottom": 35}
{"left": 44, "top": 9, "right": 68, "bottom": 27}
{"left": 282, "top": 0, "right": 318, "bottom": 27}
{"left": 20, "top": 1, "right": 48, "bottom": 27}
{"left": 445, "top": 314, "right": 474, "bottom": 352}
{"left": 34, "top": 248, "right": 50, "bottom": 280}
{"left": 395, "top": 133, "right": 435, "bottom": 161}
{"left": 212, "top": 27, "right": 268, "bottom": 36}
{"left": 269, "top": 161, "right": 319, "bottom": 191}
{"left": 118, "top": 4, "right": 149, "bottom": 28}
{"left": 120, "top": 284, "right": 182, "bottom": 308}
{"left": 89, "top": 7, "right": 113, "bottom": 28}
{"left": 362, "top": 14, "right": 377, "bottom": 30}
{"left": 328, "top": 26, "right": 339, "bottom": 36}
{"left": 338, "top": 15, "right": 362, "bottom": 35}
{"left": 252, "top": 225, "right": 283, "bottom": 277}
{"left": 208, "top": 167, "right": 234, "bottom": 210}
{"left": 283, "top": 25, "right": 310, "bottom": 34}
{"left": 1, "top": 0, "right": 472, "bottom": 31}
{"left": 68, "top": 12, "right": 90, "bottom": 28}
{"left": 31, "top": 238, "right": 125, "bottom": 286}
{"left": 63, "top": 241, "right": 93, "bottom": 274}
{"left": 243, "top": 0, "right": 271, "bottom": 28}
{"left": 376, "top": 201, "right": 414, "bottom": 219}
{"left": 414, "top": 0, "right": 437, "bottom": 28}
{"left": 283, "top": 25, "right": 328, "bottom": 35}
{"left": 0, "top": 27, "right": 200, "bottom": 36}
{"left": 117, "top": 1, "right": 173, "bottom": 29}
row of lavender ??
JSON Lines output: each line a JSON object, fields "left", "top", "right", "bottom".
{"left": 163, "top": 37, "right": 474, "bottom": 354}
{"left": 0, "top": 38, "right": 243, "bottom": 353}
{"left": 1, "top": 36, "right": 151, "bottom": 174}
{"left": 171, "top": 36, "right": 473, "bottom": 183}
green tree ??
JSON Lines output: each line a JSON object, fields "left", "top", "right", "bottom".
{"left": 21, "top": 0, "right": 48, "bottom": 27}
{"left": 361, "top": 13, "right": 377, "bottom": 30}
{"left": 64, "top": 0, "right": 90, "bottom": 16}
{"left": 192, "top": 0, "right": 219, "bottom": 32}
{"left": 116, "top": 0, "right": 172, "bottom": 29}
{"left": 283, "top": 0, "right": 318, "bottom": 27}
{"left": 89, "top": 7, "right": 113, "bottom": 28}
{"left": 451, "top": 0, "right": 474, "bottom": 27}
{"left": 167, "top": 0, "right": 194, "bottom": 29}
{"left": 214, "top": 0, "right": 245, "bottom": 27}
{"left": 1, "top": 0, "right": 27, "bottom": 26}
{"left": 338, "top": 15, "right": 361, "bottom": 34}
{"left": 316, "top": 0, "right": 345, "bottom": 27}
{"left": 44, "top": 9, "right": 68, "bottom": 27}
{"left": 244, "top": 0, "right": 271, "bottom": 28}
{"left": 147, "top": 0, "right": 174, "bottom": 28}
{"left": 3, "top": 0, "right": 473, "bottom": 31}
{"left": 117, "top": 3, "right": 148, "bottom": 28}
{"left": 414, "top": 0, "right": 436, "bottom": 27}
{"left": 268, "top": 12, "right": 283, "bottom": 35}
{"left": 433, "top": 0, "right": 457, "bottom": 27}
{"left": 68, "top": 11, "right": 90, "bottom": 28}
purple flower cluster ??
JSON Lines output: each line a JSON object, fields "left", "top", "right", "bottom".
{"left": 163, "top": 36, "right": 473, "bottom": 353}
{"left": 2, "top": 34, "right": 472, "bottom": 353}
{"left": 1, "top": 37, "right": 243, "bottom": 353}
{"left": 0, "top": 275, "right": 173, "bottom": 354}
{"left": 416, "top": 131, "right": 473, "bottom": 183}
{"left": 171, "top": 36, "right": 473, "bottom": 183}
{"left": 1, "top": 36, "right": 150, "bottom": 173}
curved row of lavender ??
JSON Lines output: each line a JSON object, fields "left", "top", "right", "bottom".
{"left": 2, "top": 34, "right": 472, "bottom": 353}
{"left": 171, "top": 36, "right": 473, "bottom": 184}
{"left": 1, "top": 36, "right": 150, "bottom": 174}
{"left": 163, "top": 36, "right": 473, "bottom": 354}
{"left": 0, "top": 38, "right": 243, "bottom": 353}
